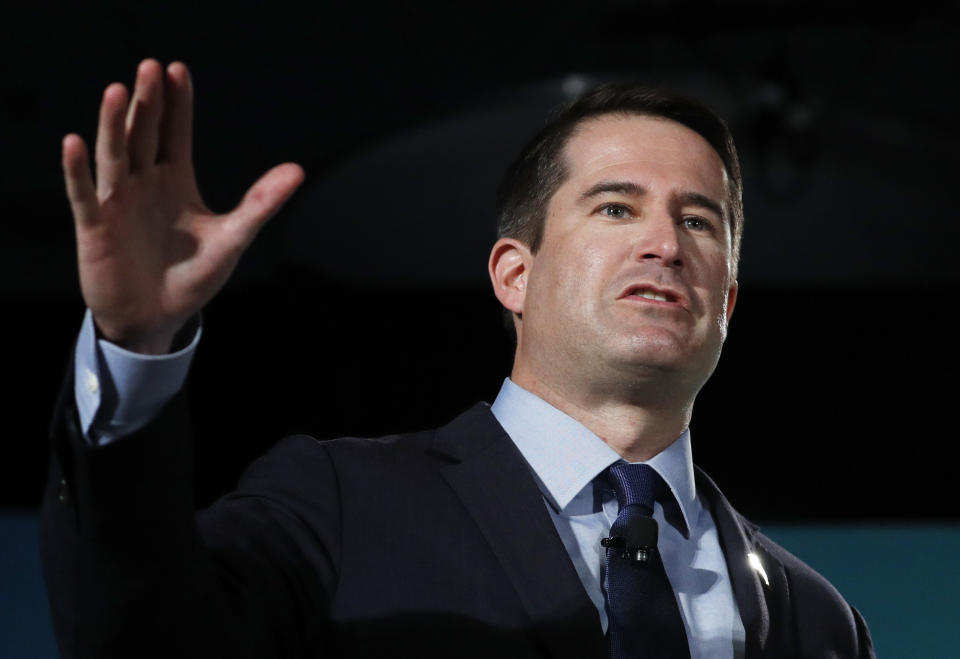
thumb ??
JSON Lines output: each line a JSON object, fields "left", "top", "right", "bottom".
{"left": 227, "top": 162, "right": 305, "bottom": 246}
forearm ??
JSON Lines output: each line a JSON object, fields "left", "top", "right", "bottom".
{"left": 44, "top": 369, "right": 216, "bottom": 656}
{"left": 43, "top": 363, "right": 333, "bottom": 658}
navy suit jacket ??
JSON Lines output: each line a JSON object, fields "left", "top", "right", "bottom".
{"left": 43, "top": 373, "right": 874, "bottom": 658}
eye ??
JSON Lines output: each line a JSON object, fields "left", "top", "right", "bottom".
{"left": 682, "top": 215, "right": 714, "bottom": 232}
{"left": 598, "top": 203, "right": 633, "bottom": 220}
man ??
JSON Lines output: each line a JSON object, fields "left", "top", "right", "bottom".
{"left": 45, "top": 59, "right": 874, "bottom": 658}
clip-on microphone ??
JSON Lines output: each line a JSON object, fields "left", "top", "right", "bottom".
{"left": 601, "top": 515, "right": 659, "bottom": 565}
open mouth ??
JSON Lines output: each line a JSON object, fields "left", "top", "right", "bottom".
{"left": 627, "top": 287, "right": 680, "bottom": 304}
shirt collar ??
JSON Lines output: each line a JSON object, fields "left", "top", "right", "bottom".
{"left": 490, "top": 378, "right": 698, "bottom": 537}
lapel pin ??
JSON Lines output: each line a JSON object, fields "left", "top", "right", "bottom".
{"left": 747, "top": 552, "right": 770, "bottom": 587}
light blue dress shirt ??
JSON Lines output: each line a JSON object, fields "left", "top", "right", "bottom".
{"left": 74, "top": 311, "right": 745, "bottom": 657}
{"left": 491, "top": 378, "right": 745, "bottom": 659}
{"left": 74, "top": 309, "right": 199, "bottom": 443}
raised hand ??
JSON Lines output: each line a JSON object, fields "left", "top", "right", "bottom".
{"left": 62, "top": 59, "right": 304, "bottom": 354}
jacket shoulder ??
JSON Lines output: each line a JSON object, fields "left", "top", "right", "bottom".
{"left": 752, "top": 528, "right": 875, "bottom": 658}
{"left": 310, "top": 401, "right": 500, "bottom": 465}
{"left": 695, "top": 468, "right": 874, "bottom": 658}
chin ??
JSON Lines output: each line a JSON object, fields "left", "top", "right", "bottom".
{"left": 621, "top": 327, "right": 689, "bottom": 356}
{"left": 612, "top": 332, "right": 720, "bottom": 376}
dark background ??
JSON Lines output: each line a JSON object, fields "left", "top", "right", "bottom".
{"left": 4, "top": 1, "right": 958, "bottom": 523}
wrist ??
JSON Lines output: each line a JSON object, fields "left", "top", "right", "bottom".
{"left": 92, "top": 317, "right": 180, "bottom": 355}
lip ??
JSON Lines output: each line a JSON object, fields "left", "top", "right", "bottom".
{"left": 618, "top": 283, "right": 688, "bottom": 309}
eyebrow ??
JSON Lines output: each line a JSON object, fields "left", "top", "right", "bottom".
{"left": 578, "top": 180, "right": 727, "bottom": 223}
{"left": 678, "top": 191, "right": 726, "bottom": 222}
{"left": 578, "top": 180, "right": 646, "bottom": 202}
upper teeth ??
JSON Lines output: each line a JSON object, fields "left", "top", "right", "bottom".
{"left": 637, "top": 290, "right": 668, "bottom": 302}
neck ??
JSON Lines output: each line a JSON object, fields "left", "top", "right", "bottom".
{"left": 510, "top": 367, "right": 694, "bottom": 463}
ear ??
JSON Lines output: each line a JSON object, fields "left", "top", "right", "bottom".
{"left": 725, "top": 279, "right": 738, "bottom": 326}
{"left": 488, "top": 238, "right": 531, "bottom": 316}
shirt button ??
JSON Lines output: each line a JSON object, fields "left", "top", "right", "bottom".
{"left": 85, "top": 369, "right": 99, "bottom": 395}
{"left": 58, "top": 479, "right": 69, "bottom": 505}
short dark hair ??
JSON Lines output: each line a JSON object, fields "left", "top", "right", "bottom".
{"left": 496, "top": 82, "right": 744, "bottom": 272}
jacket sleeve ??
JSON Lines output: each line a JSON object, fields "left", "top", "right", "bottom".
{"left": 42, "top": 361, "right": 341, "bottom": 658}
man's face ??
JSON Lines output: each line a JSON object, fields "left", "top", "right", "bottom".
{"left": 516, "top": 114, "right": 738, "bottom": 395}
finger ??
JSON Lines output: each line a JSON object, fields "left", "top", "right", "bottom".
{"left": 125, "top": 59, "right": 165, "bottom": 172}
{"left": 157, "top": 61, "right": 193, "bottom": 163}
{"left": 226, "top": 163, "right": 306, "bottom": 247}
{"left": 62, "top": 134, "right": 99, "bottom": 228}
{"left": 94, "top": 82, "right": 130, "bottom": 200}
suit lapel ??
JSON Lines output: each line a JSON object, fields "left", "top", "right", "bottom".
{"left": 433, "top": 404, "right": 606, "bottom": 659}
{"left": 695, "top": 468, "right": 794, "bottom": 659}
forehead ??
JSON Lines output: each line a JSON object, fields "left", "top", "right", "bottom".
{"left": 561, "top": 114, "right": 728, "bottom": 197}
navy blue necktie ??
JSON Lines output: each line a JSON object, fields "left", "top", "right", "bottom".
{"left": 603, "top": 463, "right": 690, "bottom": 659}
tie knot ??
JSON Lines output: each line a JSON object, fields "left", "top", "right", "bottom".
{"left": 607, "top": 462, "right": 664, "bottom": 514}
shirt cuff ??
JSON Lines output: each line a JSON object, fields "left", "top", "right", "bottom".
{"left": 74, "top": 309, "right": 201, "bottom": 445}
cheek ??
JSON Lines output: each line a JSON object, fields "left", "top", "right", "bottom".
{"left": 527, "top": 243, "right": 608, "bottom": 328}
{"left": 545, "top": 233, "right": 609, "bottom": 285}
{"left": 578, "top": 244, "right": 613, "bottom": 280}
{"left": 566, "top": 243, "right": 621, "bottom": 317}
{"left": 691, "top": 257, "right": 734, "bottom": 320}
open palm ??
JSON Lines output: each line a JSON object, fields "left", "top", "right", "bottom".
{"left": 62, "top": 59, "right": 304, "bottom": 353}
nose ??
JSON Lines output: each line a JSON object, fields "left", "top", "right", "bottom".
{"left": 633, "top": 215, "right": 683, "bottom": 267}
